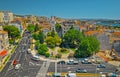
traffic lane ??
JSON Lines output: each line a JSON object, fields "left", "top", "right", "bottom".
{"left": 48, "top": 63, "right": 96, "bottom": 73}
{"left": 48, "top": 62, "right": 117, "bottom": 74}
{"left": 57, "top": 64, "right": 96, "bottom": 73}
{"left": 48, "top": 62, "right": 55, "bottom": 72}
{"left": 6, "top": 66, "right": 41, "bottom": 77}
{"left": 0, "top": 62, "right": 11, "bottom": 77}
{"left": 5, "top": 54, "right": 44, "bottom": 77}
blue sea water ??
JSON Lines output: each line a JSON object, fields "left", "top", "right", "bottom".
{"left": 96, "top": 22, "right": 120, "bottom": 27}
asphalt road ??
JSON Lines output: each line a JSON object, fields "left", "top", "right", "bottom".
{"left": 48, "top": 62, "right": 117, "bottom": 73}
{"left": 0, "top": 31, "right": 119, "bottom": 77}
{"left": 0, "top": 31, "right": 43, "bottom": 77}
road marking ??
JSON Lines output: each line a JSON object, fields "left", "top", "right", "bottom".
{"left": 29, "top": 61, "right": 34, "bottom": 66}
{"left": 18, "top": 53, "right": 22, "bottom": 61}
{"left": 36, "top": 60, "right": 50, "bottom": 77}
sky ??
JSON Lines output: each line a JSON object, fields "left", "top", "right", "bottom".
{"left": 0, "top": 0, "right": 120, "bottom": 19}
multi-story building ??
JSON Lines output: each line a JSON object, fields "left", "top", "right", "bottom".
{"left": 0, "top": 26, "right": 9, "bottom": 65}
{"left": 0, "top": 30, "right": 9, "bottom": 51}
{"left": 0, "top": 11, "right": 13, "bottom": 23}
{"left": 61, "top": 21, "right": 80, "bottom": 35}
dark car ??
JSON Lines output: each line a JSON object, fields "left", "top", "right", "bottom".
{"left": 76, "top": 68, "right": 87, "bottom": 73}
{"left": 57, "top": 61, "right": 66, "bottom": 64}
{"left": 97, "top": 64, "right": 105, "bottom": 68}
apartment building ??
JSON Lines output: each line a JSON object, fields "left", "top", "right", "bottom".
{"left": 0, "top": 26, "right": 9, "bottom": 65}
{"left": 0, "top": 11, "right": 13, "bottom": 23}
{"left": 61, "top": 21, "right": 80, "bottom": 35}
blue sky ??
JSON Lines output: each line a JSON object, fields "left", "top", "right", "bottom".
{"left": 0, "top": 0, "right": 120, "bottom": 19}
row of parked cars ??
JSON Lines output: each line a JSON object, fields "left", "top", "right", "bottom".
{"left": 57, "top": 59, "right": 106, "bottom": 68}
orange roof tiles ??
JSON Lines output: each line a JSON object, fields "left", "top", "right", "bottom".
{"left": 85, "top": 30, "right": 98, "bottom": 35}
{"left": 0, "top": 50, "right": 7, "bottom": 57}
{"left": 80, "top": 26, "right": 84, "bottom": 28}
{"left": 113, "top": 32, "right": 120, "bottom": 37}
{"left": 0, "top": 30, "right": 8, "bottom": 34}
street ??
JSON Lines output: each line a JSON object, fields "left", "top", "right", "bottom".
{"left": 0, "top": 31, "right": 119, "bottom": 77}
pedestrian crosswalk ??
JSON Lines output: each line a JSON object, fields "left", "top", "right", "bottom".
{"left": 36, "top": 60, "right": 50, "bottom": 77}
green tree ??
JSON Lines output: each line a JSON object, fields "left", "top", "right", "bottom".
{"left": 3, "top": 25, "right": 20, "bottom": 39}
{"left": 55, "top": 23, "right": 61, "bottom": 32}
{"left": 45, "top": 31, "right": 61, "bottom": 48}
{"left": 45, "top": 36, "right": 55, "bottom": 48}
{"left": 39, "top": 30, "right": 44, "bottom": 44}
{"left": 38, "top": 44, "right": 48, "bottom": 55}
{"left": 74, "top": 36, "right": 100, "bottom": 58}
{"left": 63, "top": 29, "right": 83, "bottom": 48}
{"left": 54, "top": 34, "right": 61, "bottom": 46}
{"left": 35, "top": 41, "right": 40, "bottom": 50}
{"left": 34, "top": 24, "right": 40, "bottom": 32}
{"left": 51, "top": 29, "right": 55, "bottom": 37}
{"left": 27, "top": 24, "right": 35, "bottom": 32}
{"left": 32, "top": 33, "right": 39, "bottom": 40}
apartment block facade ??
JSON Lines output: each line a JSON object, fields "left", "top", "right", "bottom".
{"left": 0, "top": 11, "right": 13, "bottom": 23}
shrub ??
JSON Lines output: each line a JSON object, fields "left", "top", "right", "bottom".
{"left": 45, "top": 53, "right": 50, "bottom": 58}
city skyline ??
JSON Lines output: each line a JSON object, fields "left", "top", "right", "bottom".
{"left": 0, "top": 0, "right": 120, "bottom": 19}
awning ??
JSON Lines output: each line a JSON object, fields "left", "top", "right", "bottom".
{"left": 0, "top": 50, "right": 7, "bottom": 57}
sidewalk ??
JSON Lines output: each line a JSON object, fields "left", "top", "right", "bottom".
{"left": 31, "top": 49, "right": 69, "bottom": 62}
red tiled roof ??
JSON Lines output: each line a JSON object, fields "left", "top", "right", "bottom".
{"left": 113, "top": 32, "right": 120, "bottom": 37}
{"left": 0, "top": 50, "right": 7, "bottom": 57}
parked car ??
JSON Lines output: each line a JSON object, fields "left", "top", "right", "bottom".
{"left": 31, "top": 55, "right": 40, "bottom": 61}
{"left": 15, "top": 64, "right": 21, "bottom": 70}
{"left": 81, "top": 60, "right": 92, "bottom": 64}
{"left": 76, "top": 68, "right": 87, "bottom": 73}
{"left": 65, "top": 73, "right": 76, "bottom": 77}
{"left": 67, "top": 59, "right": 74, "bottom": 65}
{"left": 13, "top": 60, "right": 17, "bottom": 65}
{"left": 67, "top": 59, "right": 78, "bottom": 65}
{"left": 57, "top": 61, "right": 66, "bottom": 64}
{"left": 97, "top": 64, "right": 105, "bottom": 68}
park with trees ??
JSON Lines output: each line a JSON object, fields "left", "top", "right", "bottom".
{"left": 28, "top": 23, "right": 100, "bottom": 59}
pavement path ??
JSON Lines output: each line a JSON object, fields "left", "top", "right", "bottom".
{"left": 36, "top": 60, "right": 50, "bottom": 77}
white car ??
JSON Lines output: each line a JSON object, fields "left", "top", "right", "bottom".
{"left": 31, "top": 55, "right": 40, "bottom": 61}
{"left": 15, "top": 64, "right": 21, "bottom": 70}
{"left": 65, "top": 73, "right": 76, "bottom": 77}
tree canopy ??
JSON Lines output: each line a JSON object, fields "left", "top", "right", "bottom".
{"left": 27, "top": 24, "right": 35, "bottom": 32}
{"left": 55, "top": 23, "right": 61, "bottom": 32}
{"left": 39, "top": 30, "right": 44, "bottom": 44}
{"left": 63, "top": 29, "right": 83, "bottom": 48}
{"left": 3, "top": 25, "right": 20, "bottom": 39}
{"left": 38, "top": 44, "right": 48, "bottom": 55}
{"left": 74, "top": 36, "right": 100, "bottom": 58}
{"left": 45, "top": 31, "right": 61, "bottom": 48}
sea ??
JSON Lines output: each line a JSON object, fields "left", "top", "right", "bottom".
{"left": 95, "top": 22, "right": 120, "bottom": 27}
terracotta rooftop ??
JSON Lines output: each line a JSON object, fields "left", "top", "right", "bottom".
{"left": 85, "top": 30, "right": 98, "bottom": 35}
{"left": 0, "top": 50, "right": 7, "bottom": 57}
{"left": 0, "top": 30, "right": 8, "bottom": 34}
{"left": 113, "top": 32, "right": 120, "bottom": 37}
